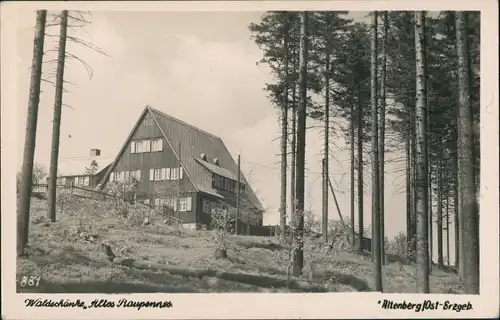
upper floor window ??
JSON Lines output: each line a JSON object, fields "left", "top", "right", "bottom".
{"left": 131, "top": 140, "right": 151, "bottom": 154}
{"left": 143, "top": 117, "right": 153, "bottom": 126}
{"left": 151, "top": 138, "right": 163, "bottom": 152}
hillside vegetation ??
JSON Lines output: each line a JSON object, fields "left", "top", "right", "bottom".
{"left": 17, "top": 197, "right": 464, "bottom": 293}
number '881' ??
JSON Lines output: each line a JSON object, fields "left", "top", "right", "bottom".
{"left": 19, "top": 275, "right": 41, "bottom": 287}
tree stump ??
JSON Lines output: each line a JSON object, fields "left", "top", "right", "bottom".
{"left": 214, "top": 248, "right": 227, "bottom": 260}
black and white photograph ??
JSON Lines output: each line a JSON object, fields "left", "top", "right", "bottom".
{"left": 1, "top": 1, "right": 498, "bottom": 319}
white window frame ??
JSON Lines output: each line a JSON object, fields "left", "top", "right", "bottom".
{"left": 143, "top": 117, "right": 153, "bottom": 126}
{"left": 83, "top": 176, "right": 90, "bottom": 186}
{"left": 171, "top": 168, "right": 178, "bottom": 180}
{"left": 165, "top": 168, "right": 171, "bottom": 180}
{"left": 131, "top": 141, "right": 136, "bottom": 154}
{"left": 179, "top": 197, "right": 187, "bottom": 212}
{"left": 154, "top": 169, "right": 162, "bottom": 181}
{"left": 151, "top": 138, "right": 163, "bottom": 152}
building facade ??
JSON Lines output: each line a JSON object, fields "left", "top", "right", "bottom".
{"left": 56, "top": 149, "right": 113, "bottom": 189}
{"left": 99, "top": 106, "right": 265, "bottom": 231}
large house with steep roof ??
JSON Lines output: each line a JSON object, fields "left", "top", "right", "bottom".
{"left": 98, "top": 105, "right": 265, "bottom": 232}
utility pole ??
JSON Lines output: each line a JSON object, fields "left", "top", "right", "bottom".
{"left": 17, "top": 10, "right": 47, "bottom": 257}
{"left": 236, "top": 154, "right": 241, "bottom": 235}
{"left": 47, "top": 10, "right": 68, "bottom": 222}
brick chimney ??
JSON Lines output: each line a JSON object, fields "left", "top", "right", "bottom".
{"left": 90, "top": 149, "right": 101, "bottom": 157}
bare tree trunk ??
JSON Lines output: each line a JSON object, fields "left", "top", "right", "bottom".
{"left": 47, "top": 10, "right": 68, "bottom": 222}
{"left": 350, "top": 102, "right": 356, "bottom": 248}
{"left": 453, "top": 146, "right": 460, "bottom": 269}
{"left": 428, "top": 163, "right": 433, "bottom": 272}
{"left": 410, "top": 133, "right": 417, "bottom": 260}
{"left": 455, "top": 11, "right": 479, "bottom": 294}
{"left": 445, "top": 189, "right": 450, "bottom": 266}
{"left": 290, "top": 41, "right": 298, "bottom": 233}
{"left": 370, "top": 11, "right": 382, "bottom": 292}
{"left": 279, "top": 19, "right": 290, "bottom": 242}
{"left": 437, "top": 154, "right": 444, "bottom": 267}
{"left": 17, "top": 10, "right": 47, "bottom": 257}
{"left": 356, "top": 86, "right": 364, "bottom": 254}
{"left": 414, "top": 11, "right": 430, "bottom": 293}
{"left": 322, "top": 42, "right": 330, "bottom": 244}
{"left": 379, "top": 11, "right": 388, "bottom": 266}
{"left": 405, "top": 135, "right": 412, "bottom": 259}
{"left": 292, "top": 11, "right": 308, "bottom": 277}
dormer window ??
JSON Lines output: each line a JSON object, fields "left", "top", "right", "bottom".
{"left": 201, "top": 153, "right": 207, "bottom": 161}
{"left": 213, "top": 158, "right": 220, "bottom": 166}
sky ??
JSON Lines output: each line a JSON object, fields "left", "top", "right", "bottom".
{"left": 15, "top": 10, "right": 455, "bottom": 262}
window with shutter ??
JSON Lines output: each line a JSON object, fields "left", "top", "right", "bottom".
{"left": 75, "top": 177, "right": 80, "bottom": 185}
{"left": 160, "top": 168, "right": 166, "bottom": 180}
{"left": 154, "top": 169, "right": 161, "bottom": 181}
{"left": 145, "top": 140, "right": 151, "bottom": 152}
{"left": 179, "top": 167, "right": 183, "bottom": 179}
{"left": 186, "top": 197, "right": 192, "bottom": 211}
{"left": 136, "top": 170, "right": 141, "bottom": 181}
{"left": 109, "top": 173, "right": 114, "bottom": 182}
{"left": 171, "top": 168, "right": 178, "bottom": 180}
{"left": 125, "top": 171, "right": 130, "bottom": 182}
{"left": 158, "top": 139, "right": 163, "bottom": 151}
{"left": 84, "top": 176, "right": 90, "bottom": 186}
{"left": 131, "top": 141, "right": 136, "bottom": 154}
{"left": 149, "top": 169, "right": 154, "bottom": 181}
{"left": 165, "top": 168, "right": 171, "bottom": 180}
{"left": 179, "top": 198, "right": 187, "bottom": 211}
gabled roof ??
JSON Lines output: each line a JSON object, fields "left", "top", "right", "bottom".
{"left": 58, "top": 156, "right": 113, "bottom": 177}
{"left": 101, "top": 106, "right": 264, "bottom": 211}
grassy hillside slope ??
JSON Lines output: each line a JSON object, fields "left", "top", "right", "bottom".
{"left": 17, "top": 197, "right": 465, "bottom": 293}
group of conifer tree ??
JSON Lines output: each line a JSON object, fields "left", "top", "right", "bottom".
{"left": 249, "top": 10, "right": 479, "bottom": 293}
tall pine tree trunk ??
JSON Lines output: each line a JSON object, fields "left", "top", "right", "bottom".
{"left": 350, "top": 101, "right": 356, "bottom": 248}
{"left": 445, "top": 189, "right": 450, "bottom": 266}
{"left": 290, "top": 36, "right": 298, "bottom": 233}
{"left": 292, "top": 11, "right": 308, "bottom": 277}
{"left": 429, "top": 164, "right": 433, "bottom": 271}
{"left": 17, "top": 10, "right": 47, "bottom": 257}
{"left": 453, "top": 146, "right": 460, "bottom": 269}
{"left": 370, "top": 11, "right": 383, "bottom": 292}
{"left": 405, "top": 135, "right": 412, "bottom": 259}
{"left": 379, "top": 11, "right": 388, "bottom": 265}
{"left": 411, "top": 133, "right": 417, "bottom": 259}
{"left": 414, "top": 11, "right": 430, "bottom": 293}
{"left": 322, "top": 45, "right": 330, "bottom": 243}
{"left": 47, "top": 10, "right": 69, "bottom": 222}
{"left": 455, "top": 11, "right": 479, "bottom": 294}
{"left": 279, "top": 19, "right": 290, "bottom": 242}
{"left": 437, "top": 152, "right": 444, "bottom": 267}
{"left": 356, "top": 86, "right": 364, "bottom": 254}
